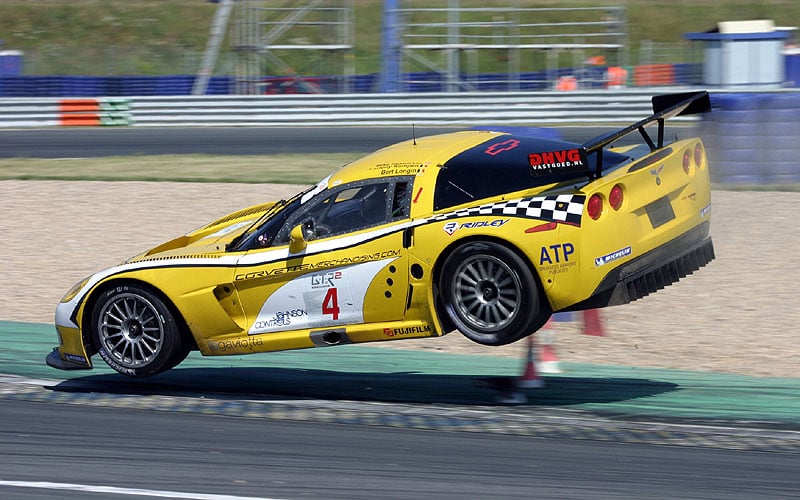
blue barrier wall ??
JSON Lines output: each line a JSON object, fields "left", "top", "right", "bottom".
{"left": 701, "top": 92, "right": 800, "bottom": 185}
{"left": 0, "top": 66, "right": 704, "bottom": 97}
{"left": 0, "top": 75, "right": 234, "bottom": 97}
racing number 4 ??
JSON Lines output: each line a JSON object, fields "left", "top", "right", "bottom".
{"left": 322, "top": 288, "right": 340, "bottom": 320}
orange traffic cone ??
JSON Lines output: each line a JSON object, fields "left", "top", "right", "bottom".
{"left": 581, "top": 309, "right": 606, "bottom": 337}
{"left": 537, "top": 319, "right": 562, "bottom": 373}
{"left": 518, "top": 335, "right": 545, "bottom": 388}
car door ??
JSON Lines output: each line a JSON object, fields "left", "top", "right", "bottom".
{"left": 233, "top": 178, "right": 413, "bottom": 336}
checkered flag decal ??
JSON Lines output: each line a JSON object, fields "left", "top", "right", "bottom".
{"left": 433, "top": 194, "right": 585, "bottom": 226}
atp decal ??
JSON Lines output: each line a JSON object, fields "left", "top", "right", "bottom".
{"left": 539, "top": 243, "right": 577, "bottom": 275}
{"left": 539, "top": 243, "right": 575, "bottom": 265}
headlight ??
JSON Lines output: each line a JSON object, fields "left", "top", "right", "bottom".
{"left": 61, "top": 277, "right": 91, "bottom": 303}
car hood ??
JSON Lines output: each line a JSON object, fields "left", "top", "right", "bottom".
{"left": 125, "top": 201, "right": 279, "bottom": 263}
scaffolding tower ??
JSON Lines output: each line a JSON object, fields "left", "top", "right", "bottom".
{"left": 392, "top": 0, "right": 627, "bottom": 91}
{"left": 194, "top": 0, "right": 355, "bottom": 95}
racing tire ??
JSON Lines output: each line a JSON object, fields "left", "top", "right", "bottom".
{"left": 91, "top": 284, "right": 189, "bottom": 377}
{"left": 440, "top": 241, "right": 549, "bottom": 346}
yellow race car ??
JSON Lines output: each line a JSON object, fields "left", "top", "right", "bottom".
{"left": 47, "top": 91, "right": 714, "bottom": 377}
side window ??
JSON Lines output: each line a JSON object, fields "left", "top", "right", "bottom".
{"left": 391, "top": 181, "right": 410, "bottom": 219}
{"left": 273, "top": 181, "right": 398, "bottom": 245}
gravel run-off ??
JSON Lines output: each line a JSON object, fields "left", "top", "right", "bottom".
{"left": 1, "top": 180, "right": 797, "bottom": 378}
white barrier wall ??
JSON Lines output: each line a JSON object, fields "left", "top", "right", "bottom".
{"left": 0, "top": 91, "right": 667, "bottom": 128}
{"left": 2, "top": 90, "right": 798, "bottom": 185}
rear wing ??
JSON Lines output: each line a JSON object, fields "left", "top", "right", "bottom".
{"left": 580, "top": 91, "right": 711, "bottom": 178}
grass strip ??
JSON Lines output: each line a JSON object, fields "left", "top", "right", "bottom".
{"left": 0, "top": 153, "right": 363, "bottom": 184}
{"left": 1, "top": 154, "right": 799, "bottom": 192}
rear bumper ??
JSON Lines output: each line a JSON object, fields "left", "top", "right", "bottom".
{"left": 566, "top": 221, "right": 714, "bottom": 310}
{"left": 46, "top": 348, "right": 92, "bottom": 371}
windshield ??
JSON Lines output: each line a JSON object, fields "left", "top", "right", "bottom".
{"left": 228, "top": 187, "right": 311, "bottom": 251}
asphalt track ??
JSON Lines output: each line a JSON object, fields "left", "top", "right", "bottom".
{"left": 2, "top": 127, "right": 798, "bottom": 499}
{"left": 0, "top": 125, "right": 698, "bottom": 158}
{"left": 3, "top": 400, "right": 799, "bottom": 500}
{"left": 0, "top": 322, "right": 800, "bottom": 500}
{"left": 2, "top": 320, "right": 800, "bottom": 499}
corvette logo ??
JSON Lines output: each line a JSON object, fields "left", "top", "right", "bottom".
{"left": 650, "top": 165, "right": 665, "bottom": 185}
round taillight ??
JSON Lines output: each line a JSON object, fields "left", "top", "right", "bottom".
{"left": 587, "top": 193, "right": 603, "bottom": 220}
{"left": 694, "top": 143, "right": 704, "bottom": 168}
{"left": 609, "top": 184, "right": 624, "bottom": 211}
{"left": 682, "top": 149, "right": 691, "bottom": 174}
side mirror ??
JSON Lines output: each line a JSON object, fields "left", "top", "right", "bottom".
{"left": 289, "top": 224, "right": 307, "bottom": 254}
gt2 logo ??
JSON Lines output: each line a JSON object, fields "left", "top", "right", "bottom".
{"left": 444, "top": 219, "right": 509, "bottom": 236}
{"left": 311, "top": 271, "right": 342, "bottom": 288}
{"left": 484, "top": 139, "right": 520, "bottom": 156}
{"left": 539, "top": 243, "right": 575, "bottom": 265}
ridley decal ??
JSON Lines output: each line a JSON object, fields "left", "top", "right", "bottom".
{"left": 442, "top": 218, "right": 509, "bottom": 236}
{"left": 443, "top": 221, "right": 459, "bottom": 236}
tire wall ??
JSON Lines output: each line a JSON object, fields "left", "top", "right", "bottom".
{"left": 700, "top": 92, "right": 800, "bottom": 185}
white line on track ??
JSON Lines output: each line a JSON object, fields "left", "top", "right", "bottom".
{"left": 0, "top": 480, "right": 285, "bottom": 500}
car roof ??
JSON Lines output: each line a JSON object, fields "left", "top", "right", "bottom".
{"left": 327, "top": 130, "right": 504, "bottom": 186}
{"left": 326, "top": 130, "right": 630, "bottom": 197}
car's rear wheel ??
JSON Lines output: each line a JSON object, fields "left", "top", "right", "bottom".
{"left": 440, "top": 241, "right": 549, "bottom": 346}
{"left": 91, "top": 284, "right": 188, "bottom": 377}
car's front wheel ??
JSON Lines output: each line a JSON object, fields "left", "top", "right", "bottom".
{"left": 91, "top": 284, "right": 188, "bottom": 377}
{"left": 440, "top": 241, "right": 550, "bottom": 346}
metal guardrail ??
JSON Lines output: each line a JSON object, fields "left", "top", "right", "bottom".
{"left": 4, "top": 89, "right": 799, "bottom": 185}
{"left": 0, "top": 90, "right": 687, "bottom": 128}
